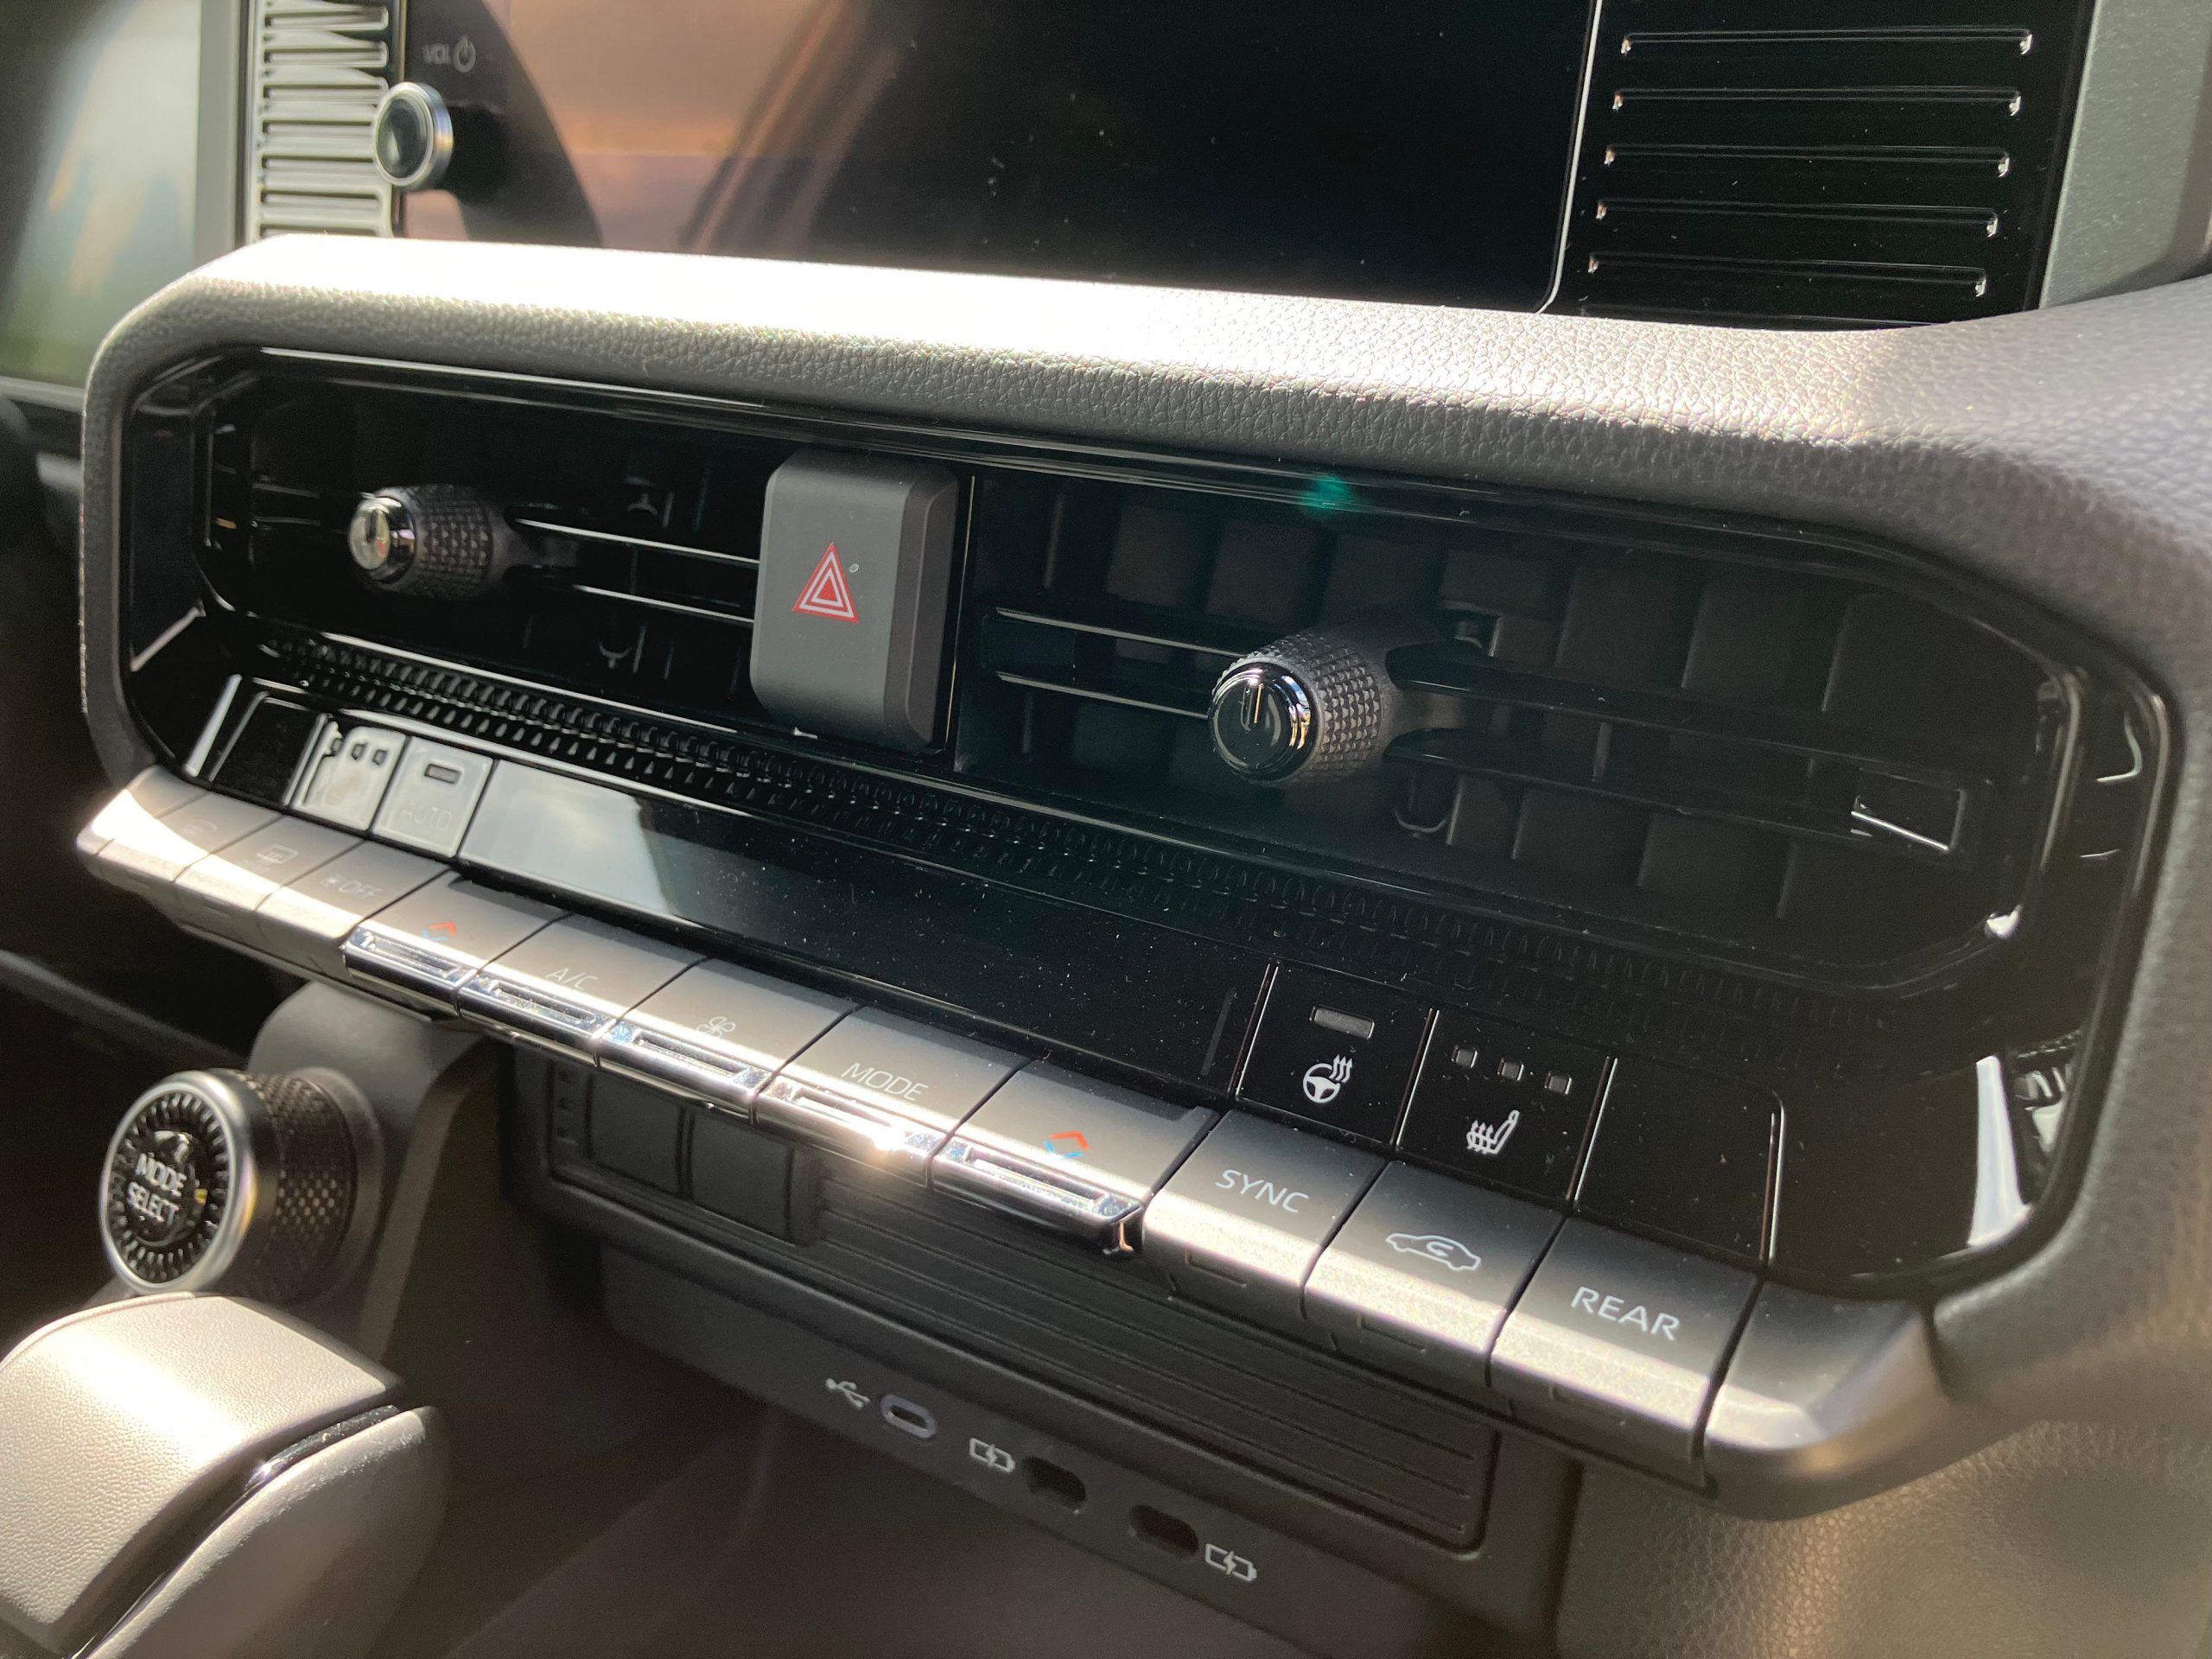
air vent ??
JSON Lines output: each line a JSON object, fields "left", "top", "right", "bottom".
{"left": 244, "top": 0, "right": 396, "bottom": 240}
{"left": 168, "top": 363, "right": 2088, "bottom": 983}
{"left": 1554, "top": 0, "right": 2092, "bottom": 324}
{"left": 206, "top": 379, "right": 769, "bottom": 717}
{"left": 957, "top": 474, "right": 2063, "bottom": 975}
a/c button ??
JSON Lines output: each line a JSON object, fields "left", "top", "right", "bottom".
{"left": 1491, "top": 1220, "right": 1755, "bottom": 1471}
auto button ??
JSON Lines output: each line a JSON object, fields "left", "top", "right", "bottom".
{"left": 1304, "top": 1163, "right": 1559, "bottom": 1390}
{"left": 1491, "top": 1219, "right": 1756, "bottom": 1471}
{"left": 757, "top": 1009, "right": 1020, "bottom": 1178}
{"left": 932, "top": 1064, "right": 1216, "bottom": 1252}
{"left": 1143, "top": 1112, "right": 1383, "bottom": 1330}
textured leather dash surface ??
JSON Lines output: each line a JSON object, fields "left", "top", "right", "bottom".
{"left": 1557, "top": 1421, "right": 2212, "bottom": 1659}
{"left": 75, "top": 238, "right": 2212, "bottom": 1433}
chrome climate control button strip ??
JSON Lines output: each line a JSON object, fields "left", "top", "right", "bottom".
{"left": 73, "top": 770, "right": 1950, "bottom": 1507}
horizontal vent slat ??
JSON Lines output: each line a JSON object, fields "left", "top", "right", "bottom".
{"left": 996, "top": 665, "right": 1211, "bottom": 721}
{"left": 1387, "top": 644, "right": 1997, "bottom": 777}
{"left": 1389, "top": 732, "right": 1974, "bottom": 863}
{"left": 991, "top": 597, "right": 1274, "bottom": 660}
{"left": 1602, "top": 142, "right": 2012, "bottom": 178}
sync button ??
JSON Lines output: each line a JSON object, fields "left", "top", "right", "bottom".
{"left": 1143, "top": 1113, "right": 1382, "bottom": 1332}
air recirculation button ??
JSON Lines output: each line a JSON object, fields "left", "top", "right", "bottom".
{"left": 100, "top": 1071, "right": 369, "bottom": 1302}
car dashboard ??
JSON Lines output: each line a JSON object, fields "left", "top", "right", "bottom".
{"left": 7, "top": 3, "right": 2212, "bottom": 1657}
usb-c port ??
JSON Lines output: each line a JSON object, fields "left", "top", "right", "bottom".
{"left": 880, "top": 1394, "right": 938, "bottom": 1441}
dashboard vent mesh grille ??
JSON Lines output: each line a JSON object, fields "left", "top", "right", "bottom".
{"left": 1554, "top": 0, "right": 2091, "bottom": 324}
{"left": 244, "top": 0, "right": 395, "bottom": 240}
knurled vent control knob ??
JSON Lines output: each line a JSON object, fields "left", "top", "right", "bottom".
{"left": 101, "top": 1071, "right": 365, "bottom": 1303}
{"left": 347, "top": 484, "right": 520, "bottom": 601}
{"left": 1210, "top": 616, "right": 1435, "bottom": 785}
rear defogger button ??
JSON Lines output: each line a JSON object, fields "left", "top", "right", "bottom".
{"left": 1491, "top": 1220, "right": 1756, "bottom": 1472}
{"left": 1142, "top": 1113, "right": 1383, "bottom": 1332}
{"left": 757, "top": 1009, "right": 1020, "bottom": 1178}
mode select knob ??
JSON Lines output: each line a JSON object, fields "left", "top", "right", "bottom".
{"left": 101, "top": 1071, "right": 366, "bottom": 1302}
{"left": 348, "top": 484, "right": 521, "bottom": 601}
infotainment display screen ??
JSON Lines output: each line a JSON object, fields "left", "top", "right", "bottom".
{"left": 400, "top": 1, "right": 1596, "bottom": 310}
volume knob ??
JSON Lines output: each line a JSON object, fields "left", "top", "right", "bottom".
{"left": 100, "top": 1071, "right": 365, "bottom": 1302}
{"left": 348, "top": 484, "right": 518, "bottom": 601}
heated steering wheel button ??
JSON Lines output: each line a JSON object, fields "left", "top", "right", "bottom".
{"left": 1491, "top": 1220, "right": 1756, "bottom": 1471}
{"left": 1397, "top": 1011, "right": 1606, "bottom": 1200}
{"left": 1304, "top": 1163, "right": 1559, "bottom": 1389}
{"left": 1237, "top": 965, "right": 1429, "bottom": 1143}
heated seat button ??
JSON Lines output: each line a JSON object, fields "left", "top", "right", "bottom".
{"left": 603, "top": 961, "right": 854, "bottom": 1112}
{"left": 458, "top": 917, "right": 697, "bottom": 1052}
{"left": 341, "top": 873, "right": 562, "bottom": 1007}
{"left": 757, "top": 1009, "right": 1020, "bottom": 1178}
{"left": 293, "top": 721, "right": 406, "bottom": 831}
{"left": 1143, "top": 1112, "right": 1384, "bottom": 1331}
{"left": 1491, "top": 1220, "right": 1756, "bottom": 1471}
{"left": 1575, "top": 1058, "right": 1778, "bottom": 1262}
{"left": 1237, "top": 965, "right": 1430, "bottom": 1142}
{"left": 1397, "top": 1011, "right": 1605, "bottom": 1200}
{"left": 931, "top": 1064, "right": 1216, "bottom": 1252}
{"left": 1304, "top": 1164, "right": 1559, "bottom": 1390}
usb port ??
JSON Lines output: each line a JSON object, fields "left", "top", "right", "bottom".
{"left": 880, "top": 1394, "right": 938, "bottom": 1441}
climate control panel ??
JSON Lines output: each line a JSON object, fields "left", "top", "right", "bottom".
{"left": 77, "top": 753, "right": 1962, "bottom": 1518}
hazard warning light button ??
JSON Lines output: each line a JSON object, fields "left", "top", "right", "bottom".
{"left": 749, "top": 451, "right": 961, "bottom": 752}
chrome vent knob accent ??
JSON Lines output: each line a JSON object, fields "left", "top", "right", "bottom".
{"left": 1209, "top": 617, "right": 1433, "bottom": 785}
{"left": 101, "top": 1071, "right": 366, "bottom": 1303}
{"left": 372, "top": 82, "right": 455, "bottom": 193}
{"left": 348, "top": 484, "right": 518, "bottom": 601}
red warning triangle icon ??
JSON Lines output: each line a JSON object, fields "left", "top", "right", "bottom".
{"left": 792, "top": 543, "right": 859, "bottom": 623}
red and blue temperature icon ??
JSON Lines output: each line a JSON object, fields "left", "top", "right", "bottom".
{"left": 1042, "top": 1130, "right": 1089, "bottom": 1160}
